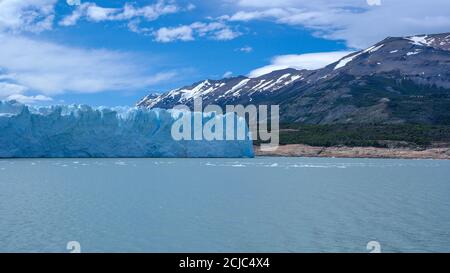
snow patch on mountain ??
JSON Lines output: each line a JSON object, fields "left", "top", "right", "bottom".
{"left": 406, "top": 35, "right": 433, "bottom": 46}
{"left": 334, "top": 53, "right": 361, "bottom": 70}
{"left": 225, "top": 79, "right": 251, "bottom": 96}
{"left": 407, "top": 50, "right": 421, "bottom": 56}
{"left": 334, "top": 44, "right": 384, "bottom": 70}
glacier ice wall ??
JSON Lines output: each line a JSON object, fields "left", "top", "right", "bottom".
{"left": 0, "top": 101, "right": 254, "bottom": 158}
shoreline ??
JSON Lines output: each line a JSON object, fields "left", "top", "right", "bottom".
{"left": 255, "top": 144, "right": 450, "bottom": 160}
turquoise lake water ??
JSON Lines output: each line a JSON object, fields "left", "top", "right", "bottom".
{"left": 1, "top": 157, "right": 449, "bottom": 253}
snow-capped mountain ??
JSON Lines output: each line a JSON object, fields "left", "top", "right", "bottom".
{"left": 137, "top": 68, "right": 311, "bottom": 109}
{"left": 138, "top": 33, "right": 450, "bottom": 124}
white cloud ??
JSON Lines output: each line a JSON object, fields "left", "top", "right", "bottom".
{"left": 191, "top": 22, "right": 225, "bottom": 36}
{"left": 117, "top": 1, "right": 180, "bottom": 21}
{"left": 225, "top": 0, "right": 450, "bottom": 48}
{"left": 223, "top": 71, "right": 233, "bottom": 78}
{"left": 249, "top": 51, "right": 353, "bottom": 77}
{"left": 237, "top": 46, "right": 253, "bottom": 53}
{"left": 60, "top": 1, "right": 181, "bottom": 26}
{"left": 0, "top": 1, "right": 179, "bottom": 101}
{"left": 154, "top": 25, "right": 194, "bottom": 42}
{"left": 0, "top": 34, "right": 177, "bottom": 95}
{"left": 0, "top": 82, "right": 28, "bottom": 97}
{"left": 222, "top": 8, "right": 289, "bottom": 22}
{"left": 0, "top": 81, "right": 52, "bottom": 104}
{"left": 6, "top": 94, "right": 53, "bottom": 104}
{"left": 66, "top": 0, "right": 81, "bottom": 6}
{"left": 154, "top": 21, "right": 240, "bottom": 42}
{"left": 234, "top": 0, "right": 363, "bottom": 9}
{"left": 234, "top": 0, "right": 300, "bottom": 8}
{"left": 186, "top": 3, "right": 196, "bottom": 11}
{"left": 367, "top": 0, "right": 382, "bottom": 6}
{"left": 85, "top": 5, "right": 117, "bottom": 22}
{"left": 213, "top": 28, "right": 240, "bottom": 40}
{"left": 0, "top": 0, "right": 57, "bottom": 33}
{"left": 127, "top": 19, "right": 152, "bottom": 34}
{"left": 192, "top": 21, "right": 240, "bottom": 40}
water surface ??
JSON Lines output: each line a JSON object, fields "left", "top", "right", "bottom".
{"left": 1, "top": 157, "right": 449, "bottom": 252}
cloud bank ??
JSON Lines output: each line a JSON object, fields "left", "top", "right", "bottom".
{"left": 59, "top": 0, "right": 181, "bottom": 26}
{"left": 249, "top": 51, "right": 353, "bottom": 77}
{"left": 0, "top": 1, "right": 180, "bottom": 103}
{"left": 0, "top": 0, "right": 57, "bottom": 33}
{"left": 154, "top": 21, "right": 241, "bottom": 42}
{"left": 0, "top": 35, "right": 176, "bottom": 100}
{"left": 225, "top": 0, "right": 450, "bottom": 48}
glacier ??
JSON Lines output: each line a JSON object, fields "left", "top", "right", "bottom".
{"left": 0, "top": 101, "right": 254, "bottom": 158}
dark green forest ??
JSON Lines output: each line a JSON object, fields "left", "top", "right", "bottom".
{"left": 255, "top": 123, "right": 450, "bottom": 148}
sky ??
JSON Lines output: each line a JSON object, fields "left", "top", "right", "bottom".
{"left": 0, "top": 0, "right": 449, "bottom": 106}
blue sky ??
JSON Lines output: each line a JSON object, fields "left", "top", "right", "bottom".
{"left": 0, "top": 0, "right": 449, "bottom": 106}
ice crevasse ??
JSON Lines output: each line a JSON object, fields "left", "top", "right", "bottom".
{"left": 0, "top": 101, "right": 254, "bottom": 158}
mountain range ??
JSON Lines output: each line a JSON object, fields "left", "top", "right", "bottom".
{"left": 137, "top": 33, "right": 450, "bottom": 125}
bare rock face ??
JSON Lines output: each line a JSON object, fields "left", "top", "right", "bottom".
{"left": 138, "top": 33, "right": 450, "bottom": 125}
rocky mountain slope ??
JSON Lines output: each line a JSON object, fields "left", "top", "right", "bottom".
{"left": 138, "top": 33, "right": 450, "bottom": 125}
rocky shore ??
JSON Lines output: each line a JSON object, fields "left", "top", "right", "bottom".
{"left": 255, "top": 144, "right": 450, "bottom": 159}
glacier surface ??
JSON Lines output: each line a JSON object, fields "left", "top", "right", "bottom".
{"left": 0, "top": 101, "right": 254, "bottom": 158}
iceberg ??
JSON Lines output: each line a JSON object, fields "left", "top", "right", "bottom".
{"left": 0, "top": 101, "right": 254, "bottom": 158}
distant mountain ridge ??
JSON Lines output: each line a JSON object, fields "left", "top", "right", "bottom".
{"left": 138, "top": 33, "right": 450, "bottom": 124}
